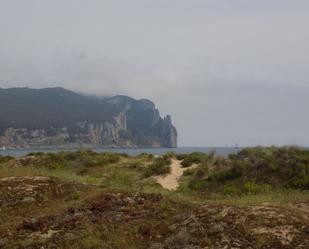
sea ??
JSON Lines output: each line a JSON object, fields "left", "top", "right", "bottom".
{"left": 0, "top": 147, "right": 239, "bottom": 158}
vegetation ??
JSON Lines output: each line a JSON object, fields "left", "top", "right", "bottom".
{"left": 0, "top": 147, "right": 308, "bottom": 248}
{"left": 180, "top": 152, "right": 208, "bottom": 167}
{"left": 143, "top": 157, "right": 171, "bottom": 177}
{"left": 182, "top": 146, "right": 309, "bottom": 195}
{"left": 0, "top": 87, "right": 177, "bottom": 147}
{"left": 0, "top": 155, "right": 14, "bottom": 164}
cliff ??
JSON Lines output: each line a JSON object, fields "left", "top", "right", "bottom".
{"left": 0, "top": 87, "right": 177, "bottom": 148}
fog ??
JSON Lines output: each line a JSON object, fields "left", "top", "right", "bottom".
{"left": 1, "top": 0, "right": 309, "bottom": 146}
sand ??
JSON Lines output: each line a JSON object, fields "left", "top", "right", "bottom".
{"left": 155, "top": 159, "right": 195, "bottom": 191}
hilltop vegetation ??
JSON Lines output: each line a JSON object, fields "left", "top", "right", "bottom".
{"left": 0, "top": 87, "right": 177, "bottom": 148}
{"left": 179, "top": 147, "right": 309, "bottom": 195}
{"left": 0, "top": 147, "right": 308, "bottom": 248}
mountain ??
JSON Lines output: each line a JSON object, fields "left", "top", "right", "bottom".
{"left": 0, "top": 87, "right": 177, "bottom": 148}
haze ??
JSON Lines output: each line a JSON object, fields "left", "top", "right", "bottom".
{"left": 1, "top": 0, "right": 309, "bottom": 146}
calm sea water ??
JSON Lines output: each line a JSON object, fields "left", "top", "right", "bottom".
{"left": 0, "top": 147, "right": 238, "bottom": 157}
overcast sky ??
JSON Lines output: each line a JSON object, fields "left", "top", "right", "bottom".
{"left": 1, "top": 0, "right": 309, "bottom": 146}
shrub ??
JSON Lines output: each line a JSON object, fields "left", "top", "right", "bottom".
{"left": 207, "top": 167, "right": 243, "bottom": 183}
{"left": 287, "top": 174, "right": 309, "bottom": 190}
{"left": 71, "top": 191, "right": 81, "bottom": 200}
{"left": 164, "top": 151, "right": 176, "bottom": 159}
{"left": 82, "top": 153, "right": 121, "bottom": 167}
{"left": 183, "top": 168, "right": 197, "bottom": 176}
{"left": 127, "top": 160, "right": 143, "bottom": 170}
{"left": 27, "top": 152, "right": 45, "bottom": 156}
{"left": 0, "top": 155, "right": 14, "bottom": 164}
{"left": 137, "top": 153, "right": 154, "bottom": 160}
{"left": 181, "top": 152, "right": 207, "bottom": 167}
{"left": 188, "top": 178, "right": 207, "bottom": 191}
{"left": 242, "top": 181, "right": 272, "bottom": 194}
{"left": 47, "top": 162, "right": 68, "bottom": 170}
{"left": 223, "top": 186, "right": 241, "bottom": 196}
{"left": 143, "top": 158, "right": 171, "bottom": 177}
{"left": 64, "top": 150, "right": 98, "bottom": 161}
{"left": 176, "top": 154, "right": 187, "bottom": 161}
{"left": 183, "top": 147, "right": 309, "bottom": 193}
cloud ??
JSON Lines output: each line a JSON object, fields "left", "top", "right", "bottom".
{"left": 0, "top": 0, "right": 309, "bottom": 146}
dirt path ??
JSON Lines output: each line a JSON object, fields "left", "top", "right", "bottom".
{"left": 155, "top": 159, "right": 191, "bottom": 191}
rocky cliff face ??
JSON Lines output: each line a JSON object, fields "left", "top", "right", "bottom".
{"left": 0, "top": 87, "right": 177, "bottom": 148}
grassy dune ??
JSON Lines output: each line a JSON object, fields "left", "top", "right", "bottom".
{"left": 0, "top": 147, "right": 308, "bottom": 248}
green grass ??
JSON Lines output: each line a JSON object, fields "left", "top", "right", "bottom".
{"left": 1, "top": 148, "right": 309, "bottom": 207}
{"left": 205, "top": 189, "right": 309, "bottom": 206}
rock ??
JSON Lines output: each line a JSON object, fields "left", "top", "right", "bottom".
{"left": 208, "top": 222, "right": 226, "bottom": 235}
{"left": 138, "top": 223, "right": 152, "bottom": 236}
{"left": 63, "top": 214, "right": 76, "bottom": 223}
{"left": 174, "top": 213, "right": 188, "bottom": 222}
{"left": 111, "top": 214, "right": 122, "bottom": 222}
{"left": 149, "top": 242, "right": 164, "bottom": 249}
{"left": 65, "top": 232, "right": 79, "bottom": 241}
{"left": 20, "top": 238, "right": 35, "bottom": 247}
{"left": 22, "top": 218, "right": 39, "bottom": 231}
{"left": 164, "top": 227, "right": 192, "bottom": 249}
{"left": 0, "top": 238, "right": 8, "bottom": 247}
{"left": 168, "top": 224, "right": 178, "bottom": 232}
{"left": 187, "top": 221, "right": 203, "bottom": 234}
{"left": 21, "top": 197, "right": 36, "bottom": 203}
{"left": 183, "top": 215, "right": 199, "bottom": 225}
{"left": 183, "top": 246, "right": 202, "bottom": 249}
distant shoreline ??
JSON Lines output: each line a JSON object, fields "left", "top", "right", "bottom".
{"left": 0, "top": 146, "right": 239, "bottom": 157}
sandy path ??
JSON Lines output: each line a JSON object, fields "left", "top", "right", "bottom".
{"left": 155, "top": 159, "right": 189, "bottom": 191}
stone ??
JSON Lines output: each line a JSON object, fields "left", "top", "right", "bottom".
{"left": 22, "top": 218, "right": 39, "bottom": 231}
{"left": 20, "top": 238, "right": 35, "bottom": 247}
{"left": 0, "top": 238, "right": 8, "bottom": 247}
{"left": 164, "top": 228, "right": 192, "bottom": 249}
{"left": 65, "top": 232, "right": 79, "bottom": 241}
{"left": 21, "top": 197, "right": 36, "bottom": 203}
{"left": 208, "top": 222, "right": 226, "bottom": 235}
{"left": 149, "top": 242, "right": 164, "bottom": 249}
{"left": 168, "top": 224, "right": 178, "bottom": 232}
{"left": 174, "top": 213, "right": 188, "bottom": 222}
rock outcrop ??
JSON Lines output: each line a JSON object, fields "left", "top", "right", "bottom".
{"left": 0, "top": 87, "right": 177, "bottom": 148}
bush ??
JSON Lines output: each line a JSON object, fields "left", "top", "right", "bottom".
{"left": 27, "top": 152, "right": 45, "bottom": 156}
{"left": 47, "top": 162, "right": 68, "bottom": 170}
{"left": 182, "top": 147, "right": 309, "bottom": 193}
{"left": 176, "top": 154, "right": 187, "bottom": 161}
{"left": 71, "top": 191, "right": 81, "bottom": 200}
{"left": 127, "top": 160, "right": 143, "bottom": 170}
{"left": 183, "top": 168, "right": 197, "bottom": 176}
{"left": 287, "top": 174, "right": 309, "bottom": 190}
{"left": 0, "top": 155, "right": 14, "bottom": 164}
{"left": 164, "top": 151, "right": 176, "bottom": 159}
{"left": 207, "top": 167, "right": 243, "bottom": 183}
{"left": 82, "top": 153, "right": 121, "bottom": 167}
{"left": 223, "top": 186, "right": 241, "bottom": 196}
{"left": 186, "top": 162, "right": 210, "bottom": 191}
{"left": 137, "top": 153, "right": 154, "bottom": 160}
{"left": 242, "top": 181, "right": 272, "bottom": 194}
{"left": 143, "top": 158, "right": 171, "bottom": 177}
{"left": 188, "top": 178, "right": 207, "bottom": 191}
{"left": 181, "top": 152, "right": 207, "bottom": 167}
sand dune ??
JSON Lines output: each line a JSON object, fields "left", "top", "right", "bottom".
{"left": 155, "top": 159, "right": 195, "bottom": 190}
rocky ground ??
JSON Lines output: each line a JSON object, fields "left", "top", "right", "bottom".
{"left": 0, "top": 176, "right": 308, "bottom": 249}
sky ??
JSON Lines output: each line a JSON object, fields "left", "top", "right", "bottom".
{"left": 0, "top": 0, "right": 309, "bottom": 146}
